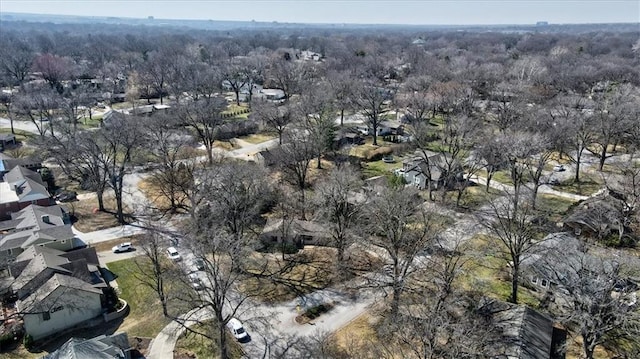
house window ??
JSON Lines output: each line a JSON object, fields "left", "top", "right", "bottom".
{"left": 61, "top": 239, "right": 66, "bottom": 244}
{"left": 541, "top": 279, "right": 549, "bottom": 288}
{"left": 39, "top": 244, "right": 45, "bottom": 247}
{"left": 531, "top": 277, "right": 538, "bottom": 285}
{"left": 51, "top": 305, "right": 64, "bottom": 313}
{"left": 42, "top": 311, "right": 50, "bottom": 321}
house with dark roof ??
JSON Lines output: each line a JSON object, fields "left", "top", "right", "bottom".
{"left": 0, "top": 204, "right": 77, "bottom": 266}
{"left": 6, "top": 246, "right": 109, "bottom": 340}
{"left": 402, "top": 150, "right": 462, "bottom": 191}
{"left": 563, "top": 189, "right": 634, "bottom": 244}
{"left": 481, "top": 298, "right": 566, "bottom": 359}
{"left": 0, "top": 153, "right": 41, "bottom": 177}
{"left": 0, "top": 166, "right": 53, "bottom": 220}
{"left": 260, "top": 218, "right": 331, "bottom": 247}
{"left": 44, "top": 332, "right": 132, "bottom": 359}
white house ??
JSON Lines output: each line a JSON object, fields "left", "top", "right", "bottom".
{"left": 18, "top": 273, "right": 104, "bottom": 340}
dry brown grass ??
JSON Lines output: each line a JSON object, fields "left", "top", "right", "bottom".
{"left": 331, "top": 313, "right": 385, "bottom": 358}
{"left": 213, "top": 140, "right": 237, "bottom": 151}
{"left": 242, "top": 247, "right": 337, "bottom": 302}
{"left": 137, "top": 177, "right": 188, "bottom": 213}
{"left": 67, "top": 195, "right": 130, "bottom": 232}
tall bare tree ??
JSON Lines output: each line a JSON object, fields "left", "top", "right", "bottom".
{"left": 178, "top": 97, "right": 227, "bottom": 165}
{"left": 480, "top": 195, "right": 540, "bottom": 304}
{"left": 361, "top": 186, "right": 441, "bottom": 316}
{"left": 354, "top": 78, "right": 392, "bottom": 146}
{"left": 314, "top": 165, "right": 363, "bottom": 272}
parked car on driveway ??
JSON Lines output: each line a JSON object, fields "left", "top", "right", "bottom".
{"left": 166, "top": 247, "right": 181, "bottom": 261}
{"left": 55, "top": 190, "right": 77, "bottom": 202}
{"left": 112, "top": 242, "right": 133, "bottom": 253}
{"left": 193, "top": 258, "right": 205, "bottom": 271}
{"left": 188, "top": 273, "right": 203, "bottom": 290}
{"left": 382, "top": 155, "right": 395, "bottom": 163}
{"left": 227, "top": 318, "right": 249, "bottom": 342}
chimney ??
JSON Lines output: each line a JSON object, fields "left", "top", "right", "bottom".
{"left": 41, "top": 215, "right": 50, "bottom": 224}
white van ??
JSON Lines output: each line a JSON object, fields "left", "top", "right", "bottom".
{"left": 227, "top": 318, "right": 249, "bottom": 342}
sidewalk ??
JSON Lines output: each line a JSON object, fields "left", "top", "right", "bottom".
{"left": 72, "top": 223, "right": 147, "bottom": 245}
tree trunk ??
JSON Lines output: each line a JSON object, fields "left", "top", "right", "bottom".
{"left": 486, "top": 171, "right": 494, "bottom": 192}
{"left": 598, "top": 144, "right": 607, "bottom": 171}
{"left": 372, "top": 117, "right": 378, "bottom": 146}
{"left": 234, "top": 90, "right": 240, "bottom": 106}
{"left": 575, "top": 150, "right": 582, "bottom": 183}
{"left": 317, "top": 154, "right": 322, "bottom": 169}
{"left": 582, "top": 332, "right": 596, "bottom": 359}
{"left": 510, "top": 262, "right": 519, "bottom": 304}
{"left": 340, "top": 108, "right": 344, "bottom": 127}
{"left": 10, "top": 117, "right": 15, "bottom": 134}
{"left": 96, "top": 188, "right": 106, "bottom": 212}
{"left": 217, "top": 319, "right": 230, "bottom": 359}
{"left": 391, "top": 281, "right": 401, "bottom": 317}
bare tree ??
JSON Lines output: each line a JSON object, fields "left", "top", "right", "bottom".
{"left": 97, "top": 115, "right": 143, "bottom": 223}
{"left": 299, "top": 86, "right": 338, "bottom": 169}
{"left": 142, "top": 114, "right": 196, "bottom": 213}
{"left": 0, "top": 35, "right": 33, "bottom": 87}
{"left": 178, "top": 97, "right": 227, "bottom": 165}
{"left": 253, "top": 101, "right": 294, "bottom": 145}
{"left": 354, "top": 78, "right": 392, "bottom": 146}
{"left": 276, "top": 130, "right": 316, "bottom": 219}
{"left": 326, "top": 70, "right": 355, "bottom": 127}
{"left": 133, "top": 226, "right": 175, "bottom": 317}
{"left": 361, "top": 186, "right": 441, "bottom": 316}
{"left": 543, "top": 250, "right": 640, "bottom": 359}
{"left": 590, "top": 83, "right": 636, "bottom": 171}
{"left": 548, "top": 96, "right": 596, "bottom": 183}
{"left": 480, "top": 195, "right": 540, "bottom": 304}
{"left": 313, "top": 165, "right": 363, "bottom": 272}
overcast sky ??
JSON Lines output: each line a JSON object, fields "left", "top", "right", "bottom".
{"left": 1, "top": 0, "right": 639, "bottom": 25}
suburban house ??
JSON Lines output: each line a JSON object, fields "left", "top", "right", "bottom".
{"left": 401, "top": 150, "right": 462, "bottom": 191}
{"left": 0, "top": 166, "right": 53, "bottom": 221}
{"left": 257, "top": 88, "right": 286, "bottom": 102}
{"left": 7, "top": 246, "right": 109, "bottom": 340}
{"left": 563, "top": 189, "right": 633, "bottom": 243}
{"left": 44, "top": 331, "right": 132, "bottom": 359}
{"left": 260, "top": 218, "right": 331, "bottom": 247}
{"left": 481, "top": 298, "right": 566, "bottom": 359}
{"left": 0, "top": 134, "right": 17, "bottom": 151}
{"left": 0, "top": 204, "right": 77, "bottom": 266}
{"left": 0, "top": 153, "right": 42, "bottom": 177}
{"left": 333, "top": 129, "right": 364, "bottom": 148}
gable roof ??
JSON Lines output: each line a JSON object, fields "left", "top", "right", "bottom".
{"left": 44, "top": 332, "right": 131, "bottom": 359}
{"left": 18, "top": 273, "right": 103, "bottom": 311}
{"left": 2, "top": 166, "right": 50, "bottom": 203}
{"left": 483, "top": 299, "right": 555, "bottom": 359}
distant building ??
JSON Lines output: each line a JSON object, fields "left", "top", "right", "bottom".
{"left": 536, "top": 21, "right": 549, "bottom": 26}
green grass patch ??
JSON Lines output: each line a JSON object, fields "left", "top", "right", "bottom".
{"left": 458, "top": 235, "right": 540, "bottom": 308}
{"left": 0, "top": 127, "right": 35, "bottom": 143}
{"left": 107, "top": 258, "right": 179, "bottom": 338}
{"left": 174, "top": 321, "right": 244, "bottom": 359}
{"left": 550, "top": 177, "right": 603, "bottom": 196}
{"left": 535, "top": 194, "right": 576, "bottom": 216}
{"left": 362, "top": 160, "right": 401, "bottom": 179}
{"left": 444, "top": 185, "right": 500, "bottom": 209}
{"left": 78, "top": 114, "right": 104, "bottom": 128}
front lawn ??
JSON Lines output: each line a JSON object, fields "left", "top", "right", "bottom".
{"left": 106, "top": 258, "right": 173, "bottom": 338}
{"left": 67, "top": 195, "right": 131, "bottom": 232}
{"left": 174, "top": 321, "right": 244, "bottom": 359}
{"left": 550, "top": 177, "right": 603, "bottom": 196}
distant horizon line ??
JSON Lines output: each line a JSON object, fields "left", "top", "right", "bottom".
{"left": 2, "top": 11, "right": 639, "bottom": 28}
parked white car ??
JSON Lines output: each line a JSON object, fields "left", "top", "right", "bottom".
{"left": 112, "top": 242, "right": 133, "bottom": 253}
{"left": 166, "top": 247, "right": 181, "bottom": 261}
{"left": 227, "top": 318, "right": 249, "bottom": 342}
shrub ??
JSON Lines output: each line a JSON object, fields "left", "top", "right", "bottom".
{"left": 23, "top": 334, "right": 33, "bottom": 350}
{"left": 365, "top": 146, "right": 393, "bottom": 162}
